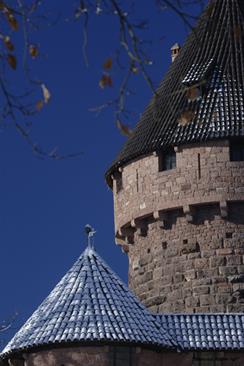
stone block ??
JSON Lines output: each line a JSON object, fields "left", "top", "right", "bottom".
{"left": 216, "top": 248, "right": 234, "bottom": 256}
{"left": 217, "top": 284, "right": 232, "bottom": 293}
{"left": 238, "top": 265, "right": 244, "bottom": 274}
{"left": 140, "top": 255, "right": 152, "bottom": 266}
{"left": 188, "top": 252, "right": 201, "bottom": 259}
{"left": 210, "top": 256, "right": 226, "bottom": 267}
{"left": 216, "top": 294, "right": 230, "bottom": 305}
{"left": 226, "top": 255, "right": 242, "bottom": 265}
{"left": 144, "top": 271, "right": 153, "bottom": 282}
{"left": 174, "top": 273, "right": 184, "bottom": 283}
{"left": 167, "top": 246, "right": 179, "bottom": 257}
{"left": 195, "top": 258, "right": 208, "bottom": 270}
{"left": 193, "top": 286, "right": 210, "bottom": 295}
{"left": 219, "top": 266, "right": 237, "bottom": 276}
{"left": 181, "top": 243, "right": 199, "bottom": 254}
{"left": 200, "top": 294, "right": 213, "bottom": 306}
{"left": 185, "top": 296, "right": 199, "bottom": 308}
{"left": 212, "top": 276, "right": 226, "bottom": 284}
{"left": 185, "top": 270, "right": 196, "bottom": 281}
{"left": 201, "top": 250, "right": 213, "bottom": 258}
{"left": 193, "top": 278, "right": 212, "bottom": 286}
{"left": 167, "top": 289, "right": 182, "bottom": 301}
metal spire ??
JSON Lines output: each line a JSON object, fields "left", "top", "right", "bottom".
{"left": 84, "top": 224, "right": 96, "bottom": 249}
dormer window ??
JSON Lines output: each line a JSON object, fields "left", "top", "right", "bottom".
{"left": 159, "top": 148, "right": 176, "bottom": 171}
{"left": 230, "top": 139, "right": 244, "bottom": 161}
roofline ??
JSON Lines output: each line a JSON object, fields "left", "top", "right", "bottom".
{"left": 0, "top": 339, "right": 176, "bottom": 361}
{"left": 105, "top": 136, "right": 236, "bottom": 187}
{"left": 3, "top": 312, "right": 244, "bottom": 360}
{"left": 2, "top": 334, "right": 244, "bottom": 361}
{"left": 157, "top": 312, "right": 244, "bottom": 316}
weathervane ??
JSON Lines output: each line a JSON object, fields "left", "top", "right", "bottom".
{"left": 84, "top": 224, "right": 96, "bottom": 249}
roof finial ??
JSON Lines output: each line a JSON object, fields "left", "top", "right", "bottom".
{"left": 84, "top": 224, "right": 96, "bottom": 249}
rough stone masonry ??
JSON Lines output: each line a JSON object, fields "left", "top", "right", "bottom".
{"left": 112, "top": 140, "right": 244, "bottom": 313}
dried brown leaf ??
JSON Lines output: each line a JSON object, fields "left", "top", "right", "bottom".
{"left": 0, "top": 1, "right": 4, "bottom": 10}
{"left": 99, "top": 74, "right": 113, "bottom": 89}
{"left": 3, "top": 36, "right": 14, "bottom": 51}
{"left": 186, "top": 86, "right": 201, "bottom": 102}
{"left": 103, "top": 58, "right": 112, "bottom": 70}
{"left": 178, "top": 110, "right": 194, "bottom": 126}
{"left": 36, "top": 100, "right": 44, "bottom": 111}
{"left": 7, "top": 54, "right": 16, "bottom": 69}
{"left": 116, "top": 120, "right": 133, "bottom": 137}
{"left": 29, "top": 44, "right": 39, "bottom": 58}
{"left": 6, "top": 13, "right": 18, "bottom": 31}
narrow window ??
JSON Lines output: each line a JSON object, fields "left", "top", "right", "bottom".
{"left": 230, "top": 139, "right": 244, "bottom": 161}
{"left": 114, "top": 171, "right": 123, "bottom": 193}
{"left": 111, "top": 346, "right": 134, "bottom": 366}
{"left": 198, "top": 153, "right": 201, "bottom": 179}
{"left": 226, "top": 232, "right": 233, "bottom": 239}
{"left": 159, "top": 148, "right": 176, "bottom": 171}
{"left": 136, "top": 169, "right": 139, "bottom": 193}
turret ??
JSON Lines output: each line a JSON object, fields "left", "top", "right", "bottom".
{"left": 106, "top": 0, "right": 244, "bottom": 313}
{"left": 0, "top": 232, "right": 174, "bottom": 365}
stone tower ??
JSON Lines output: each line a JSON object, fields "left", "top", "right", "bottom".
{"left": 106, "top": 0, "right": 244, "bottom": 313}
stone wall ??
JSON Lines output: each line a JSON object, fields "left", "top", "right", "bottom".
{"left": 135, "top": 348, "right": 192, "bottom": 366}
{"left": 113, "top": 140, "right": 244, "bottom": 233}
{"left": 193, "top": 352, "right": 244, "bottom": 366}
{"left": 112, "top": 140, "right": 244, "bottom": 312}
{"left": 5, "top": 345, "right": 132, "bottom": 366}
{"left": 128, "top": 203, "right": 244, "bottom": 312}
{"left": 2, "top": 347, "right": 193, "bottom": 366}
{"left": 5, "top": 349, "right": 244, "bottom": 366}
{"left": 22, "top": 346, "right": 108, "bottom": 366}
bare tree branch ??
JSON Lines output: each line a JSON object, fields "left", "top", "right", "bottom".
{"left": 0, "top": 0, "right": 205, "bottom": 148}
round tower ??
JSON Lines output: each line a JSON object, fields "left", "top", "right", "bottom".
{"left": 106, "top": 0, "right": 244, "bottom": 313}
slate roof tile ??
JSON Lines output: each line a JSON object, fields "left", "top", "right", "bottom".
{"left": 158, "top": 314, "right": 244, "bottom": 351}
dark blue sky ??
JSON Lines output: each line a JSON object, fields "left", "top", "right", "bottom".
{"left": 0, "top": 0, "right": 206, "bottom": 349}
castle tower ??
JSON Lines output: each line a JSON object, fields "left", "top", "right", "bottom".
{"left": 106, "top": 0, "right": 244, "bottom": 313}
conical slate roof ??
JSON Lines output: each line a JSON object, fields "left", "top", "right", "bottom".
{"left": 0, "top": 246, "right": 174, "bottom": 359}
{"left": 106, "top": 0, "right": 244, "bottom": 180}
